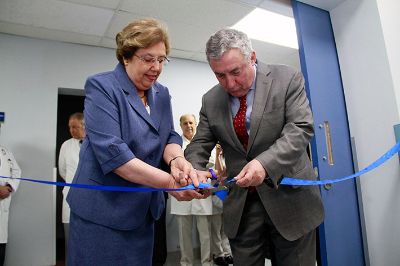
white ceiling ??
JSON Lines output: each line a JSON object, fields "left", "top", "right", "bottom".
{"left": 0, "top": 0, "right": 346, "bottom": 68}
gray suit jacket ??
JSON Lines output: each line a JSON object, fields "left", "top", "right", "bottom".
{"left": 185, "top": 62, "right": 324, "bottom": 241}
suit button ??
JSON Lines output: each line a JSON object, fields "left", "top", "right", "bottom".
{"left": 264, "top": 177, "right": 274, "bottom": 188}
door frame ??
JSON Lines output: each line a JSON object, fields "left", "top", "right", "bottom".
{"left": 292, "top": 1, "right": 366, "bottom": 265}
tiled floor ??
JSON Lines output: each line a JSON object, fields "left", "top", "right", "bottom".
{"left": 165, "top": 251, "right": 272, "bottom": 266}
{"left": 57, "top": 252, "right": 273, "bottom": 266}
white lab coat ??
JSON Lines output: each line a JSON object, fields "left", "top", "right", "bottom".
{"left": 0, "top": 146, "right": 20, "bottom": 243}
{"left": 170, "top": 136, "right": 217, "bottom": 215}
{"left": 58, "top": 138, "right": 80, "bottom": 223}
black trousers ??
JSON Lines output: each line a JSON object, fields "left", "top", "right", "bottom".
{"left": 0, "top": 243, "right": 6, "bottom": 266}
{"left": 152, "top": 192, "right": 168, "bottom": 266}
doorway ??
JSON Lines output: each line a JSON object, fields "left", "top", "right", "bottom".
{"left": 55, "top": 89, "right": 85, "bottom": 265}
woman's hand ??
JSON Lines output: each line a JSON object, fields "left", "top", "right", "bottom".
{"left": 170, "top": 157, "right": 200, "bottom": 187}
{"left": 167, "top": 175, "right": 211, "bottom": 201}
{"left": 195, "top": 169, "right": 212, "bottom": 184}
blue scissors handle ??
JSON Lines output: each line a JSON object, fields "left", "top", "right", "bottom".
{"left": 209, "top": 168, "right": 221, "bottom": 189}
{"left": 208, "top": 169, "right": 237, "bottom": 193}
{"left": 209, "top": 168, "right": 218, "bottom": 180}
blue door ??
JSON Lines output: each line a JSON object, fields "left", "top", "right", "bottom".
{"left": 292, "top": 2, "right": 365, "bottom": 265}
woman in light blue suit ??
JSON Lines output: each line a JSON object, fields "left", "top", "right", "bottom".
{"left": 66, "top": 18, "right": 209, "bottom": 266}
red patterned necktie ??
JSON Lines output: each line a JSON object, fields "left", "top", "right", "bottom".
{"left": 233, "top": 96, "right": 249, "bottom": 149}
{"left": 234, "top": 96, "right": 255, "bottom": 194}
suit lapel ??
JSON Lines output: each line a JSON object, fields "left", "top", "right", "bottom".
{"left": 114, "top": 64, "right": 158, "bottom": 131}
{"left": 248, "top": 63, "right": 272, "bottom": 150}
{"left": 148, "top": 87, "right": 161, "bottom": 131}
{"left": 125, "top": 90, "right": 158, "bottom": 131}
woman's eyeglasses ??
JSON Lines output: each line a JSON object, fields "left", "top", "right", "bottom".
{"left": 134, "top": 54, "right": 170, "bottom": 66}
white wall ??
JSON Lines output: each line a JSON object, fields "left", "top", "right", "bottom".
{"left": 158, "top": 57, "right": 218, "bottom": 130}
{"left": 0, "top": 33, "right": 216, "bottom": 265}
{"left": 376, "top": 0, "right": 400, "bottom": 115}
{"left": 330, "top": 1, "right": 400, "bottom": 265}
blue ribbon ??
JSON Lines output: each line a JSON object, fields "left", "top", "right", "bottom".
{"left": 1, "top": 142, "right": 399, "bottom": 192}
{"left": 280, "top": 142, "right": 400, "bottom": 185}
{"left": 0, "top": 175, "right": 212, "bottom": 192}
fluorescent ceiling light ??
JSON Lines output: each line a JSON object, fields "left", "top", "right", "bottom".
{"left": 231, "top": 8, "right": 298, "bottom": 49}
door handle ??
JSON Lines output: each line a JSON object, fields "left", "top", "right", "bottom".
{"left": 319, "top": 121, "right": 334, "bottom": 166}
{"left": 319, "top": 121, "right": 334, "bottom": 190}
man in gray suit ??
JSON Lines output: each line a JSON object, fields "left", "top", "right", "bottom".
{"left": 185, "top": 29, "right": 324, "bottom": 266}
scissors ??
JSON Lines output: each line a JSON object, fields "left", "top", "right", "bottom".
{"left": 208, "top": 169, "right": 233, "bottom": 193}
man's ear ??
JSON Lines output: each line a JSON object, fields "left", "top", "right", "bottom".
{"left": 250, "top": 50, "right": 257, "bottom": 65}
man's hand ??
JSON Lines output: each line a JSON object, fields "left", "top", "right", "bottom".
{"left": 235, "top": 159, "right": 267, "bottom": 187}
{"left": 0, "top": 185, "right": 12, "bottom": 199}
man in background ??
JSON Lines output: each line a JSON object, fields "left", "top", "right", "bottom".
{"left": 171, "top": 114, "right": 213, "bottom": 266}
{"left": 0, "top": 119, "right": 21, "bottom": 266}
{"left": 210, "top": 143, "right": 233, "bottom": 266}
{"left": 58, "top": 112, "right": 85, "bottom": 257}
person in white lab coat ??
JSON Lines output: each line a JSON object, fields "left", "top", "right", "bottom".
{"left": 170, "top": 114, "right": 214, "bottom": 266}
{"left": 209, "top": 144, "right": 233, "bottom": 266}
{"left": 0, "top": 145, "right": 20, "bottom": 266}
{"left": 58, "top": 112, "right": 85, "bottom": 257}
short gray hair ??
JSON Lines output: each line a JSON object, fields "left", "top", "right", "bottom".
{"left": 179, "top": 114, "right": 197, "bottom": 124}
{"left": 205, "top": 28, "right": 253, "bottom": 62}
{"left": 69, "top": 112, "right": 85, "bottom": 126}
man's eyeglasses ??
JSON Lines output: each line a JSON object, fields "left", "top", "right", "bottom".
{"left": 134, "top": 54, "right": 170, "bottom": 66}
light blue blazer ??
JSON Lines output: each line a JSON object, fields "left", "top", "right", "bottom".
{"left": 67, "top": 63, "right": 182, "bottom": 230}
